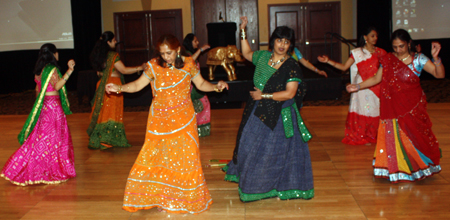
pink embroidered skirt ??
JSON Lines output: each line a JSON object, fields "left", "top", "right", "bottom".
{"left": 1, "top": 95, "right": 76, "bottom": 186}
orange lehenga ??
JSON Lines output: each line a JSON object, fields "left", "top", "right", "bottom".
{"left": 87, "top": 52, "right": 131, "bottom": 149}
{"left": 122, "top": 57, "right": 212, "bottom": 214}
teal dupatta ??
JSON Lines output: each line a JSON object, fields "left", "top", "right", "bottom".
{"left": 18, "top": 64, "right": 72, "bottom": 144}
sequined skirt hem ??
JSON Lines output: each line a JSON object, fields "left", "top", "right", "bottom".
{"left": 373, "top": 164, "right": 441, "bottom": 183}
{"left": 0, "top": 173, "right": 70, "bottom": 186}
{"left": 237, "top": 187, "right": 314, "bottom": 202}
{"left": 123, "top": 199, "right": 213, "bottom": 214}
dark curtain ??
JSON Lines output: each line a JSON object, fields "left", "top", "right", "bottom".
{"left": 70, "top": 0, "right": 102, "bottom": 72}
{"left": 357, "top": 0, "right": 392, "bottom": 52}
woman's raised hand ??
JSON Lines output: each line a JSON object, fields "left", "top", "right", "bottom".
{"left": 317, "top": 55, "right": 329, "bottom": 63}
{"left": 240, "top": 16, "right": 248, "bottom": 30}
{"left": 431, "top": 42, "right": 441, "bottom": 59}
{"left": 67, "top": 59, "right": 75, "bottom": 71}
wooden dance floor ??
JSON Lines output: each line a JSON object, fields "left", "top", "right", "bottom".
{"left": 1, "top": 104, "right": 450, "bottom": 219}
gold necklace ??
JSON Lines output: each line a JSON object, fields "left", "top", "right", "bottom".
{"left": 269, "top": 54, "right": 286, "bottom": 67}
{"left": 400, "top": 54, "right": 410, "bottom": 61}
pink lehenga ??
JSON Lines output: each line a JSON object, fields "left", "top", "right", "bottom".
{"left": 1, "top": 64, "right": 76, "bottom": 186}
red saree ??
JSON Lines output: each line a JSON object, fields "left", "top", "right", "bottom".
{"left": 373, "top": 53, "right": 441, "bottom": 183}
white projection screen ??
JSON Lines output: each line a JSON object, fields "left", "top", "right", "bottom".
{"left": 392, "top": 0, "right": 450, "bottom": 40}
{"left": 0, "top": 0, "right": 74, "bottom": 52}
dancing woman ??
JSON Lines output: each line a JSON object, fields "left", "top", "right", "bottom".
{"left": 183, "top": 33, "right": 212, "bottom": 137}
{"left": 105, "top": 34, "right": 228, "bottom": 214}
{"left": 223, "top": 17, "right": 314, "bottom": 202}
{"left": 1, "top": 43, "right": 76, "bottom": 185}
{"left": 347, "top": 29, "right": 445, "bottom": 182}
{"left": 318, "top": 27, "right": 386, "bottom": 145}
{"left": 87, "top": 31, "right": 146, "bottom": 150}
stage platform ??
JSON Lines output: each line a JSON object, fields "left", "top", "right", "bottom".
{"left": 1, "top": 104, "right": 450, "bottom": 219}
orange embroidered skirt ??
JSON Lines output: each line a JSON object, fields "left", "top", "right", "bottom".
{"left": 122, "top": 99, "right": 212, "bottom": 214}
{"left": 88, "top": 77, "right": 130, "bottom": 149}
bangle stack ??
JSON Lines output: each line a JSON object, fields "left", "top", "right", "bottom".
{"left": 63, "top": 72, "right": 71, "bottom": 81}
{"left": 240, "top": 29, "right": 247, "bottom": 40}
{"left": 261, "top": 93, "right": 273, "bottom": 99}
{"left": 433, "top": 57, "right": 442, "bottom": 66}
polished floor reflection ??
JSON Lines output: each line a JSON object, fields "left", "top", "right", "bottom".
{"left": 1, "top": 104, "right": 449, "bottom": 219}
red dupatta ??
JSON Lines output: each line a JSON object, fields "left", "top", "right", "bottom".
{"left": 379, "top": 53, "right": 423, "bottom": 119}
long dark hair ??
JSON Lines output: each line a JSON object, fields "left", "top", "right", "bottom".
{"left": 33, "top": 43, "right": 59, "bottom": 75}
{"left": 358, "top": 26, "right": 377, "bottom": 47}
{"left": 156, "top": 34, "right": 184, "bottom": 69}
{"left": 182, "top": 33, "right": 196, "bottom": 54}
{"left": 90, "top": 31, "right": 115, "bottom": 71}
{"left": 391, "top": 29, "right": 416, "bottom": 53}
{"left": 268, "top": 26, "right": 296, "bottom": 54}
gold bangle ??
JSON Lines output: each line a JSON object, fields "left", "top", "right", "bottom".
{"left": 116, "top": 85, "right": 122, "bottom": 94}
{"left": 214, "top": 85, "right": 223, "bottom": 93}
{"left": 240, "top": 29, "right": 247, "bottom": 40}
{"left": 261, "top": 93, "right": 273, "bottom": 99}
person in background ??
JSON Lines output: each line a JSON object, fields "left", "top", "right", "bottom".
{"left": 183, "top": 33, "right": 212, "bottom": 137}
{"left": 1, "top": 43, "right": 76, "bottom": 185}
{"left": 347, "top": 29, "right": 445, "bottom": 182}
{"left": 87, "top": 31, "right": 146, "bottom": 150}
{"left": 291, "top": 47, "right": 327, "bottom": 77}
{"left": 318, "top": 27, "right": 387, "bottom": 145}
{"left": 223, "top": 16, "right": 314, "bottom": 202}
{"left": 106, "top": 34, "right": 228, "bottom": 214}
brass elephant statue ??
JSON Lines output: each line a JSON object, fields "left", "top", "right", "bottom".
{"left": 206, "top": 45, "right": 244, "bottom": 81}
